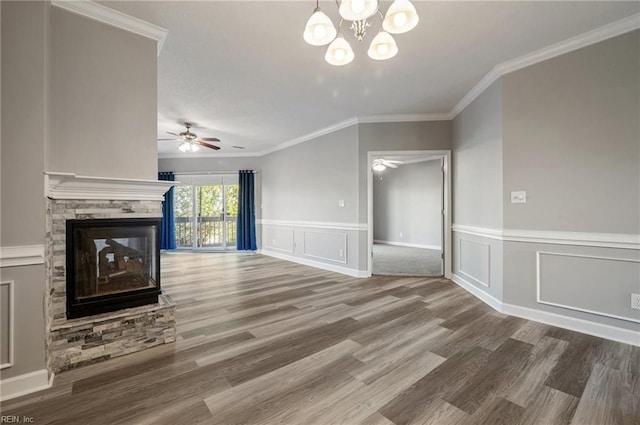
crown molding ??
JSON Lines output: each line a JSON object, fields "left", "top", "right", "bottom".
{"left": 50, "top": 0, "right": 168, "bottom": 55}
{"left": 450, "top": 12, "right": 640, "bottom": 118}
{"left": 259, "top": 117, "right": 359, "bottom": 156}
{"left": 44, "top": 172, "right": 174, "bottom": 201}
{"left": 358, "top": 113, "right": 453, "bottom": 123}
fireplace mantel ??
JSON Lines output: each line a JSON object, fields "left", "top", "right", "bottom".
{"left": 45, "top": 172, "right": 175, "bottom": 201}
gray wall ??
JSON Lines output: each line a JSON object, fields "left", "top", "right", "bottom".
{"left": 48, "top": 7, "right": 158, "bottom": 180}
{"left": 501, "top": 30, "right": 640, "bottom": 330}
{"left": 452, "top": 81, "right": 503, "bottom": 229}
{"left": 259, "top": 125, "right": 362, "bottom": 272}
{"left": 373, "top": 159, "right": 442, "bottom": 248}
{"left": 358, "top": 121, "right": 451, "bottom": 223}
{"left": 451, "top": 81, "right": 504, "bottom": 301}
{"left": 0, "top": 1, "right": 48, "bottom": 379}
{"left": 503, "top": 30, "right": 639, "bottom": 234}
{"left": 262, "top": 125, "right": 359, "bottom": 224}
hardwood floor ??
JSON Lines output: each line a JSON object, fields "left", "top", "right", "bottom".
{"left": 2, "top": 252, "right": 639, "bottom": 424}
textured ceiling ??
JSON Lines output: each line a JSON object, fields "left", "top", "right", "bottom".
{"left": 99, "top": 1, "right": 639, "bottom": 157}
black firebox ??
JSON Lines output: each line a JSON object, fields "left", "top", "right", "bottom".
{"left": 66, "top": 218, "right": 161, "bottom": 319}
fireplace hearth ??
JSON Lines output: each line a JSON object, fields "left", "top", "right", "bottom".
{"left": 66, "top": 218, "right": 161, "bottom": 319}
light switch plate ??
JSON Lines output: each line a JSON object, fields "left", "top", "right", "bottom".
{"left": 338, "top": 200, "right": 345, "bottom": 207}
{"left": 511, "top": 191, "right": 526, "bottom": 204}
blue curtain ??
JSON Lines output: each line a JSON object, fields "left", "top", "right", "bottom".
{"left": 158, "top": 172, "right": 176, "bottom": 250}
{"left": 237, "top": 170, "right": 257, "bottom": 251}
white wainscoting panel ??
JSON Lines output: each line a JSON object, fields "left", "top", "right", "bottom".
{"left": 263, "top": 227, "right": 294, "bottom": 254}
{"left": 0, "top": 281, "right": 15, "bottom": 369}
{"left": 537, "top": 251, "right": 640, "bottom": 324}
{"left": 458, "top": 238, "right": 491, "bottom": 288}
{"left": 302, "top": 231, "right": 347, "bottom": 264}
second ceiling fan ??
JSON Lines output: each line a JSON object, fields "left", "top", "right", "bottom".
{"left": 160, "top": 122, "right": 221, "bottom": 152}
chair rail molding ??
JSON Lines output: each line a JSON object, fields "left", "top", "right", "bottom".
{"left": 259, "top": 219, "right": 367, "bottom": 232}
{"left": 0, "top": 246, "right": 45, "bottom": 268}
{"left": 452, "top": 224, "right": 640, "bottom": 250}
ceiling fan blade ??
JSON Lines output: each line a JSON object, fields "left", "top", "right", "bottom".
{"left": 200, "top": 137, "right": 221, "bottom": 142}
{"left": 386, "top": 163, "right": 399, "bottom": 168}
{"left": 167, "top": 131, "right": 179, "bottom": 136}
{"left": 386, "top": 160, "right": 405, "bottom": 164}
{"left": 197, "top": 140, "right": 221, "bottom": 150}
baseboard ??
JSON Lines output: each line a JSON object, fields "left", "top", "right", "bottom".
{"left": 374, "top": 240, "right": 441, "bottom": 251}
{"left": 502, "top": 303, "right": 640, "bottom": 347}
{"left": 0, "top": 369, "right": 53, "bottom": 401}
{"left": 259, "top": 249, "right": 368, "bottom": 278}
{"left": 451, "top": 273, "right": 640, "bottom": 347}
{"left": 451, "top": 273, "right": 502, "bottom": 312}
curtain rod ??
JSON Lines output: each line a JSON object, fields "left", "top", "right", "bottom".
{"left": 171, "top": 170, "right": 259, "bottom": 175}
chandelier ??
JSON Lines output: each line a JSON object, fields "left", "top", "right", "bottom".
{"left": 303, "top": 0, "right": 419, "bottom": 66}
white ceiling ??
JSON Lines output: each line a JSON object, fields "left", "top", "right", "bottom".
{"left": 99, "top": 1, "right": 639, "bottom": 158}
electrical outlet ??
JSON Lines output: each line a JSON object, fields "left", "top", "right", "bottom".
{"left": 631, "top": 293, "right": 640, "bottom": 310}
{"left": 399, "top": 232, "right": 403, "bottom": 238}
{"left": 339, "top": 249, "right": 344, "bottom": 257}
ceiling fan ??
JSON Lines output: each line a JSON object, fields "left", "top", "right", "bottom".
{"left": 372, "top": 158, "right": 404, "bottom": 172}
{"left": 158, "top": 122, "right": 221, "bottom": 152}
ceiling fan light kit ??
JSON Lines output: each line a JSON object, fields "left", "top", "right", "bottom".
{"left": 163, "top": 122, "right": 222, "bottom": 153}
{"left": 303, "top": 0, "right": 419, "bottom": 65}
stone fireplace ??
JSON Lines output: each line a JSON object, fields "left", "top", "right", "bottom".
{"left": 45, "top": 173, "right": 177, "bottom": 373}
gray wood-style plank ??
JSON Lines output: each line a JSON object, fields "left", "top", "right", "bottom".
{"left": 1, "top": 252, "right": 638, "bottom": 425}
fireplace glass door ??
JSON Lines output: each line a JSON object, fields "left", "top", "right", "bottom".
{"left": 66, "top": 218, "right": 161, "bottom": 318}
{"left": 174, "top": 174, "right": 238, "bottom": 251}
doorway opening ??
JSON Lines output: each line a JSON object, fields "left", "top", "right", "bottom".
{"left": 174, "top": 174, "right": 239, "bottom": 251}
{"left": 367, "top": 150, "right": 451, "bottom": 278}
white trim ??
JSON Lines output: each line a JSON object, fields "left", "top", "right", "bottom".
{"left": 502, "top": 303, "right": 640, "bottom": 347}
{"left": 451, "top": 273, "right": 640, "bottom": 347}
{"left": 50, "top": 0, "right": 168, "bottom": 55}
{"left": 358, "top": 113, "right": 452, "bottom": 123}
{"left": 45, "top": 172, "right": 174, "bottom": 201}
{"left": 452, "top": 224, "right": 504, "bottom": 241}
{"left": 259, "top": 219, "right": 367, "bottom": 232}
{"left": 450, "top": 13, "right": 640, "bottom": 118}
{"left": 536, "top": 251, "right": 640, "bottom": 324}
{"left": 458, "top": 238, "right": 491, "bottom": 288}
{"left": 368, "top": 150, "right": 452, "bottom": 280}
{"left": 303, "top": 231, "right": 348, "bottom": 264}
{"left": 0, "top": 281, "right": 15, "bottom": 369}
{"left": 451, "top": 273, "right": 502, "bottom": 312}
{"left": 259, "top": 249, "right": 367, "bottom": 278}
{"left": 0, "top": 246, "right": 45, "bottom": 268}
{"left": 259, "top": 118, "right": 359, "bottom": 156}
{"left": 502, "top": 229, "right": 640, "bottom": 250}
{"left": 0, "top": 370, "right": 54, "bottom": 402}
{"left": 373, "top": 240, "right": 441, "bottom": 251}
{"left": 452, "top": 224, "right": 640, "bottom": 250}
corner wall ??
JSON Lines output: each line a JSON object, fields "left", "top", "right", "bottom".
{"left": 451, "top": 80, "right": 504, "bottom": 304}
{"left": 1, "top": 1, "right": 48, "bottom": 391}
{"left": 501, "top": 30, "right": 640, "bottom": 334}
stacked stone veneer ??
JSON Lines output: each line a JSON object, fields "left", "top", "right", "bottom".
{"left": 45, "top": 198, "right": 176, "bottom": 373}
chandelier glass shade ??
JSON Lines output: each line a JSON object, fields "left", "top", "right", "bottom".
{"left": 303, "top": 8, "right": 338, "bottom": 45}
{"left": 303, "top": 0, "right": 418, "bottom": 65}
{"left": 178, "top": 141, "right": 200, "bottom": 152}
